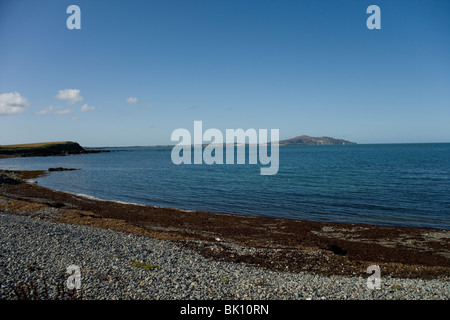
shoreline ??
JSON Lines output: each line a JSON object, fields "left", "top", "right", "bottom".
{"left": 1, "top": 170, "right": 449, "bottom": 280}
{"left": 61, "top": 191, "right": 450, "bottom": 231}
{"left": 36, "top": 186, "right": 450, "bottom": 231}
{"left": 2, "top": 166, "right": 448, "bottom": 231}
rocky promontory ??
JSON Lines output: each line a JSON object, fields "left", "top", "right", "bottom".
{"left": 0, "top": 141, "right": 107, "bottom": 158}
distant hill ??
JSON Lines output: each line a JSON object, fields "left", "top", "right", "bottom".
{"left": 279, "top": 135, "right": 356, "bottom": 146}
{"left": 0, "top": 141, "right": 106, "bottom": 158}
{"left": 143, "top": 135, "right": 356, "bottom": 148}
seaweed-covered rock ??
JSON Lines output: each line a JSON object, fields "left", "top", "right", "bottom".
{"left": 0, "top": 171, "right": 23, "bottom": 185}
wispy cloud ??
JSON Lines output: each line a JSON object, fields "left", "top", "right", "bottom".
{"left": 0, "top": 92, "right": 30, "bottom": 116}
{"left": 34, "top": 105, "right": 54, "bottom": 115}
{"left": 126, "top": 97, "right": 138, "bottom": 104}
{"left": 80, "top": 104, "right": 95, "bottom": 112}
{"left": 56, "top": 89, "right": 83, "bottom": 104}
{"left": 55, "top": 108, "right": 74, "bottom": 115}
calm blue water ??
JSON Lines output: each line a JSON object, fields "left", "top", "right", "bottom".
{"left": 1, "top": 144, "right": 449, "bottom": 229}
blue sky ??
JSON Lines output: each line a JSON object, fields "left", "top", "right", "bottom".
{"left": 0, "top": 0, "right": 449, "bottom": 146}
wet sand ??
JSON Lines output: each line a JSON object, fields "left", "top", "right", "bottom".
{"left": 0, "top": 171, "right": 449, "bottom": 280}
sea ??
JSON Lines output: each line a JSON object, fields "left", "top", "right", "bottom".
{"left": 1, "top": 143, "right": 449, "bottom": 230}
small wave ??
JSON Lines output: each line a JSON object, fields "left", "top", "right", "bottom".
{"left": 72, "top": 192, "right": 147, "bottom": 207}
{"left": 71, "top": 192, "right": 196, "bottom": 212}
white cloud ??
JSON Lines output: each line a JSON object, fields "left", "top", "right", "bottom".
{"left": 0, "top": 92, "right": 30, "bottom": 116}
{"left": 71, "top": 116, "right": 80, "bottom": 121}
{"left": 56, "top": 89, "right": 83, "bottom": 104}
{"left": 126, "top": 97, "right": 138, "bottom": 104}
{"left": 80, "top": 104, "right": 95, "bottom": 112}
{"left": 34, "top": 105, "right": 54, "bottom": 115}
{"left": 55, "top": 108, "right": 74, "bottom": 115}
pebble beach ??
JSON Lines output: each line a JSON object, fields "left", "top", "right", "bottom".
{"left": 1, "top": 213, "right": 449, "bottom": 300}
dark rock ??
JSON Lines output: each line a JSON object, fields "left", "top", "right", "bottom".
{"left": 327, "top": 244, "right": 347, "bottom": 256}
{"left": 0, "top": 171, "right": 23, "bottom": 185}
{"left": 48, "top": 168, "right": 78, "bottom": 172}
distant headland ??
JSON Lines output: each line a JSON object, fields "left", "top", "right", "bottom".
{"left": 146, "top": 135, "right": 356, "bottom": 148}
{"left": 0, "top": 141, "right": 107, "bottom": 159}
{"left": 279, "top": 135, "right": 356, "bottom": 146}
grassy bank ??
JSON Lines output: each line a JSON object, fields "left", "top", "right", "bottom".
{"left": 0, "top": 141, "right": 101, "bottom": 158}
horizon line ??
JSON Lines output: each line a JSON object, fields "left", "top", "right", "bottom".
{"left": 85, "top": 141, "right": 450, "bottom": 149}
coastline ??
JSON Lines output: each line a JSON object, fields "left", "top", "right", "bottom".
{"left": 1, "top": 170, "right": 449, "bottom": 281}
